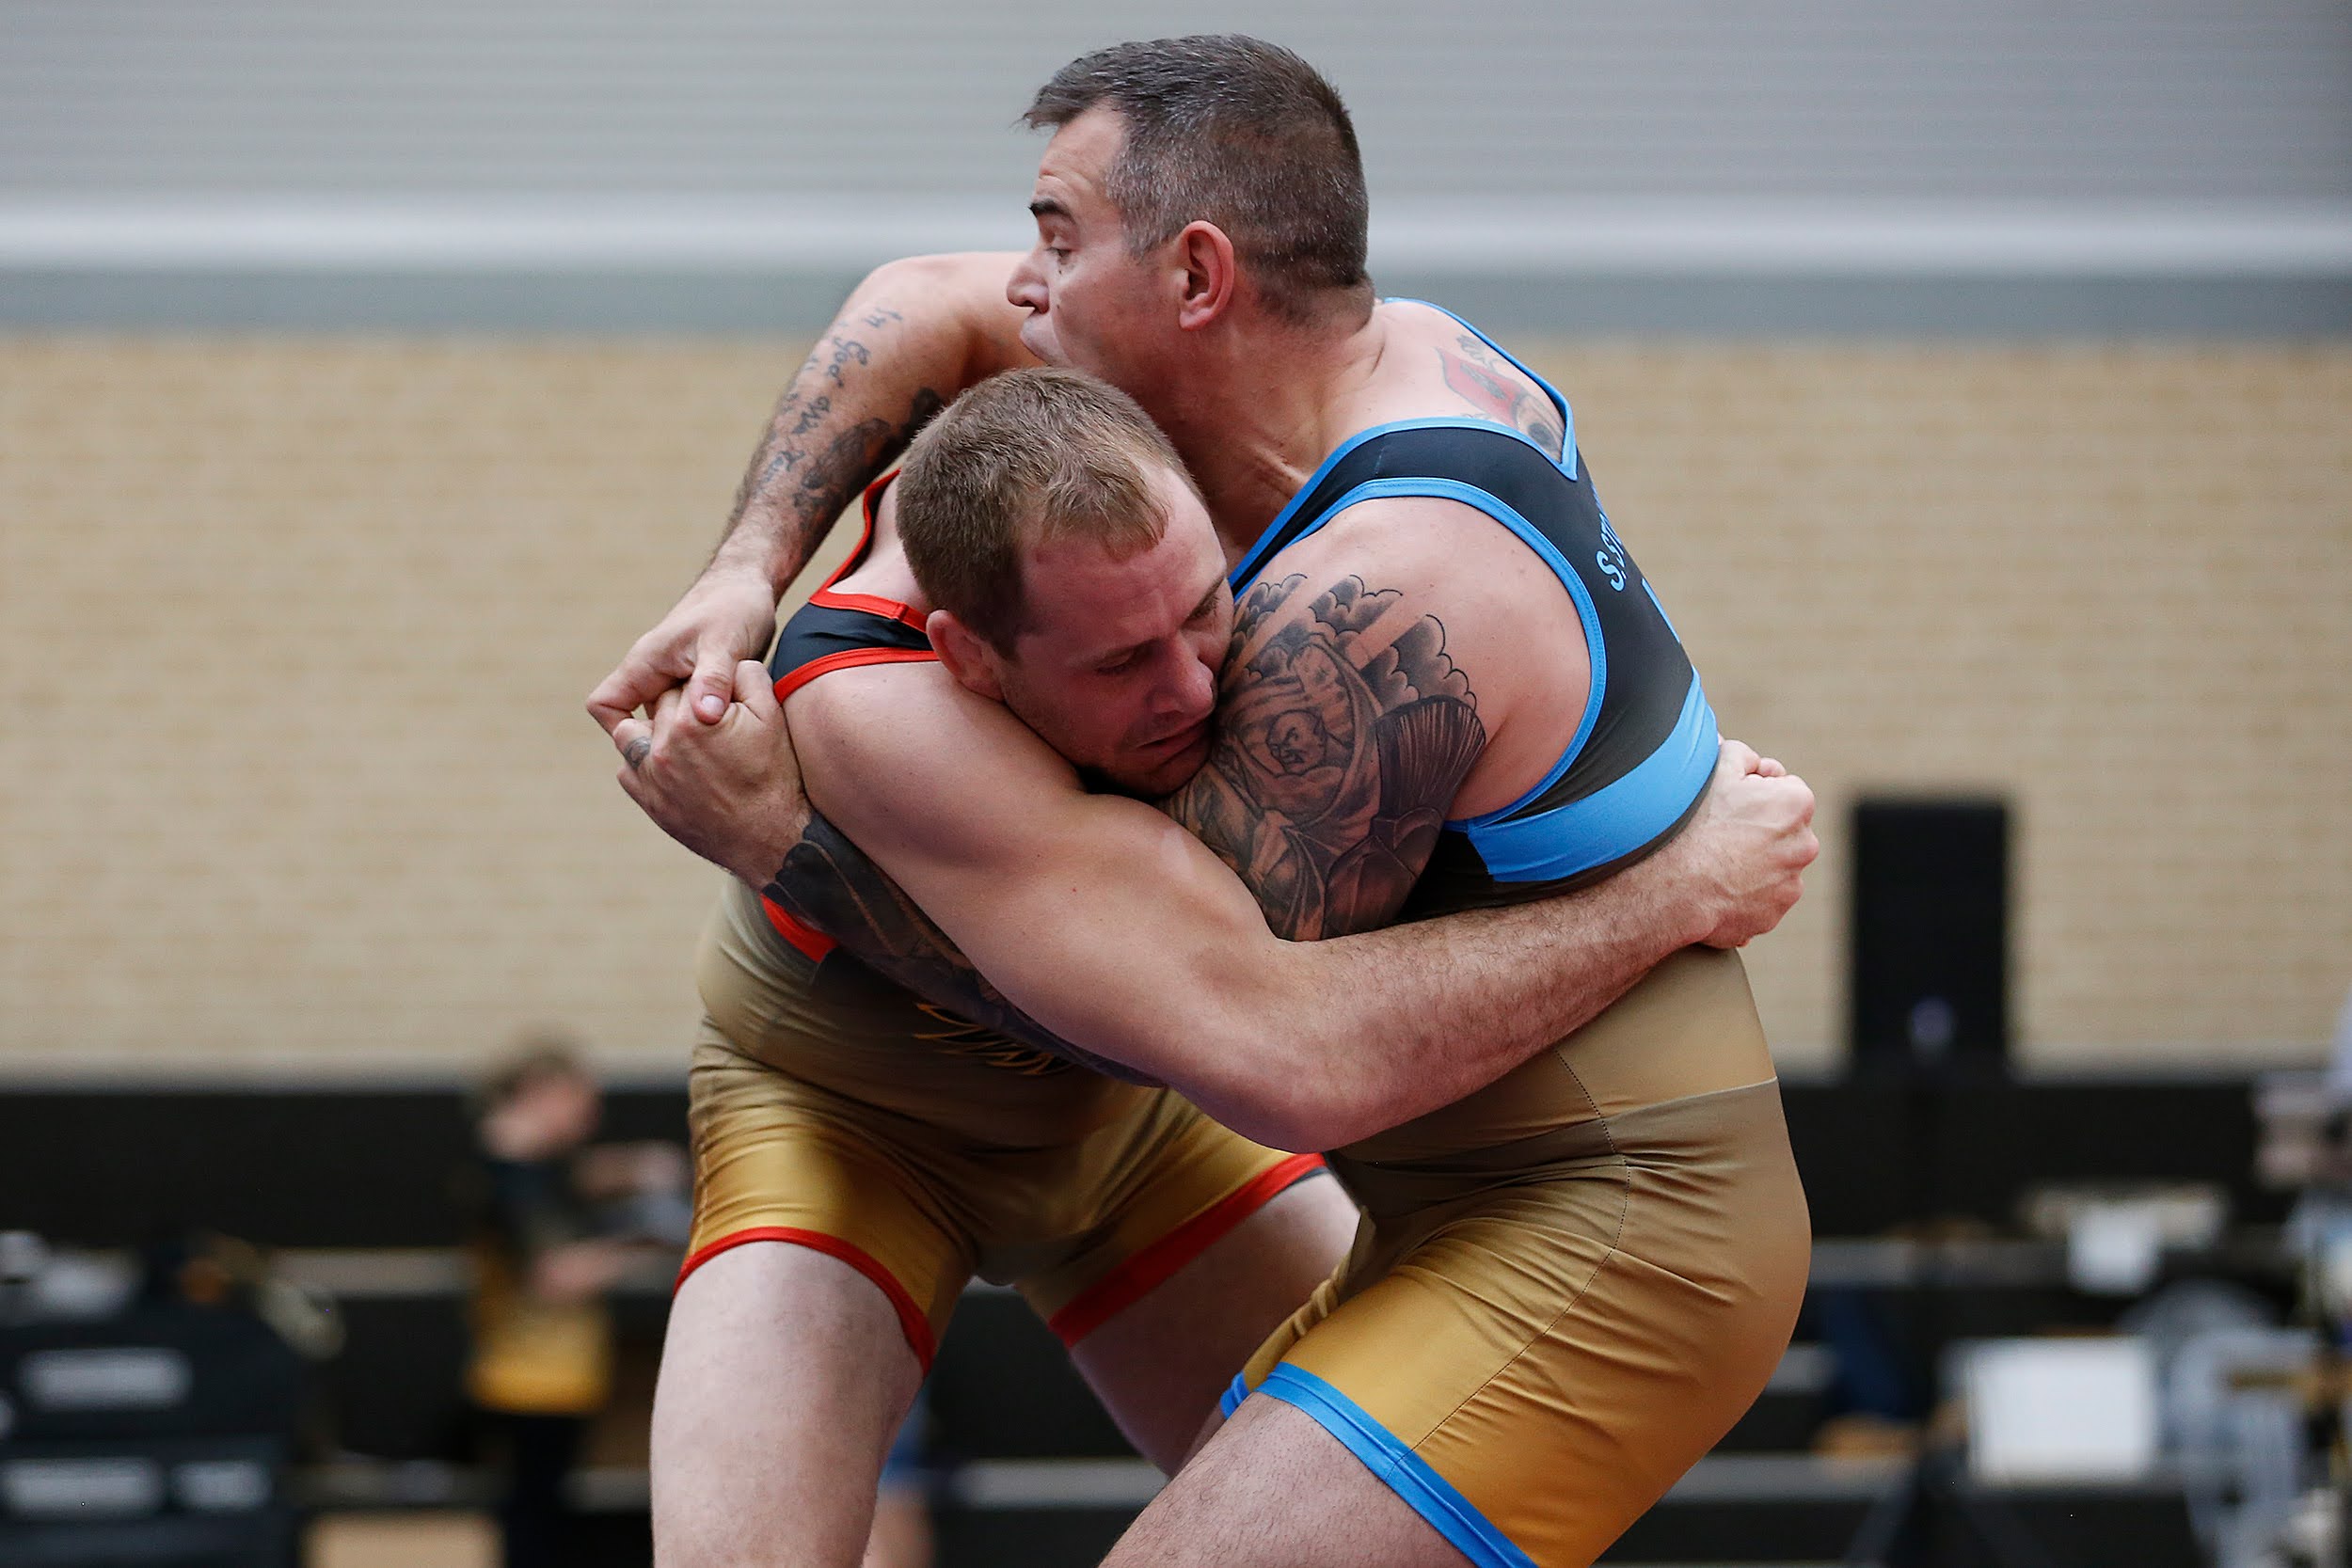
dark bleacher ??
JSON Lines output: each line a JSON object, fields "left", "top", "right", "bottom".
{"left": 4, "top": 1072, "right": 2274, "bottom": 1565}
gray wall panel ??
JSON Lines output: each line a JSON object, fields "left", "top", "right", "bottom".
{"left": 5, "top": 2, "right": 2346, "bottom": 327}
{"left": 5, "top": 1, "right": 2347, "bottom": 200}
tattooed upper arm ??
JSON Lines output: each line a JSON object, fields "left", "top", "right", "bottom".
{"left": 1163, "top": 573, "right": 1487, "bottom": 942}
{"left": 760, "top": 812, "right": 1159, "bottom": 1084}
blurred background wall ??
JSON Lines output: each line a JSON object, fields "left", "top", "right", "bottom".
{"left": 4, "top": 0, "right": 2349, "bottom": 1078}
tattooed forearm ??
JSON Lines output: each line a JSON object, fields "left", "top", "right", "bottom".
{"left": 1163, "top": 574, "right": 1486, "bottom": 942}
{"left": 762, "top": 812, "right": 1160, "bottom": 1085}
{"left": 1438, "top": 337, "right": 1563, "bottom": 455}
{"left": 717, "top": 307, "right": 946, "bottom": 578}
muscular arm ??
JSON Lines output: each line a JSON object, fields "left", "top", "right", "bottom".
{"left": 712, "top": 254, "right": 1031, "bottom": 592}
{"left": 775, "top": 658, "right": 1715, "bottom": 1152}
{"left": 757, "top": 515, "right": 1805, "bottom": 1150}
{"left": 587, "top": 252, "right": 1031, "bottom": 731}
{"left": 1159, "top": 571, "right": 1486, "bottom": 941}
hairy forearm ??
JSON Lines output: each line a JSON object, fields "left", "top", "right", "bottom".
{"left": 712, "top": 255, "right": 1020, "bottom": 591}
{"left": 1222, "top": 863, "right": 1704, "bottom": 1148}
{"left": 761, "top": 800, "right": 1695, "bottom": 1151}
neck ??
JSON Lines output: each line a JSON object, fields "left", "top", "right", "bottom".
{"left": 834, "top": 481, "right": 929, "bottom": 611}
{"left": 1148, "top": 304, "right": 1388, "bottom": 564}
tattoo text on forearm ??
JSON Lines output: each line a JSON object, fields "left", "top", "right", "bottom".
{"left": 722, "top": 306, "right": 944, "bottom": 564}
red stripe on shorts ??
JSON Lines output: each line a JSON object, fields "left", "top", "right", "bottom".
{"left": 1046, "top": 1152, "right": 1327, "bottom": 1348}
{"left": 758, "top": 895, "right": 838, "bottom": 963}
{"left": 675, "top": 1227, "right": 939, "bottom": 1372}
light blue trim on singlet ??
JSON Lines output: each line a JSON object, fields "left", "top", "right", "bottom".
{"left": 1219, "top": 1370, "right": 1251, "bottom": 1420}
{"left": 1288, "top": 474, "right": 1611, "bottom": 821}
{"left": 1234, "top": 1365, "right": 1540, "bottom": 1568}
{"left": 1230, "top": 299, "right": 1577, "bottom": 591}
{"left": 1643, "top": 578, "right": 1682, "bottom": 640}
{"left": 1227, "top": 417, "right": 1566, "bottom": 592}
{"left": 1467, "top": 674, "right": 1718, "bottom": 882}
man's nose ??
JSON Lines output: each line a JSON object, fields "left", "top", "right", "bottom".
{"left": 1007, "top": 251, "right": 1047, "bottom": 311}
{"left": 1161, "top": 647, "right": 1217, "bottom": 721}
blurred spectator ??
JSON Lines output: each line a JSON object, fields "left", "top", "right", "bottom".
{"left": 463, "top": 1037, "right": 682, "bottom": 1568}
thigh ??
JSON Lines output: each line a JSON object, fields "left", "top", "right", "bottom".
{"left": 1068, "top": 1172, "right": 1359, "bottom": 1471}
{"left": 1101, "top": 1392, "right": 1467, "bottom": 1568}
{"left": 1014, "top": 1093, "right": 1353, "bottom": 1473}
{"left": 1231, "top": 1082, "right": 1811, "bottom": 1568}
{"left": 652, "top": 1241, "right": 925, "bottom": 1568}
{"left": 683, "top": 1032, "right": 972, "bottom": 1366}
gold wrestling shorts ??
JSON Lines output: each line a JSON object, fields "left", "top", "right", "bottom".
{"left": 1221, "top": 946, "right": 1810, "bottom": 1568}
{"left": 678, "top": 879, "right": 1323, "bottom": 1370}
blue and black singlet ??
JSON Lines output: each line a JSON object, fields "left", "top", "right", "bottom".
{"left": 1228, "top": 306, "right": 1721, "bottom": 915}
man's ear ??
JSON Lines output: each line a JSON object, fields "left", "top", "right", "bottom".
{"left": 1173, "top": 221, "right": 1238, "bottom": 331}
{"left": 926, "top": 610, "right": 1004, "bottom": 700}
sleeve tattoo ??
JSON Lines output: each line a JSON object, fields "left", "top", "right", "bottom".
{"left": 1164, "top": 574, "right": 1486, "bottom": 941}
{"left": 724, "top": 308, "right": 945, "bottom": 572}
{"left": 760, "top": 573, "right": 1485, "bottom": 1066}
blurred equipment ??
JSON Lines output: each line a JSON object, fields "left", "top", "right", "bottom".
{"left": 2164, "top": 1325, "right": 2328, "bottom": 1568}
{"left": 2020, "top": 1181, "right": 2230, "bottom": 1296}
{"left": 0, "top": 1230, "right": 308, "bottom": 1566}
{"left": 1962, "top": 1336, "right": 2160, "bottom": 1483}
{"left": 1849, "top": 798, "right": 2010, "bottom": 1076}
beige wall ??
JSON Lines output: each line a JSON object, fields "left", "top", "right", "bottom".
{"left": 3, "top": 337, "right": 2346, "bottom": 1078}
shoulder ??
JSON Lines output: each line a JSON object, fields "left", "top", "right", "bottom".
{"left": 784, "top": 659, "right": 1082, "bottom": 857}
{"left": 1360, "top": 301, "right": 1566, "bottom": 456}
{"left": 1269, "top": 490, "right": 1566, "bottom": 627}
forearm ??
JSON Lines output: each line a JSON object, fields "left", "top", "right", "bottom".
{"left": 713, "top": 253, "right": 1025, "bottom": 592}
{"left": 1226, "top": 862, "right": 1705, "bottom": 1148}
{"left": 766, "top": 800, "right": 1691, "bottom": 1152}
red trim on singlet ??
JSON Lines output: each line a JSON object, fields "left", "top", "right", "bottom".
{"left": 770, "top": 645, "right": 937, "bottom": 705}
{"left": 757, "top": 895, "right": 838, "bottom": 962}
{"left": 809, "top": 587, "right": 930, "bottom": 630}
{"left": 805, "top": 471, "right": 930, "bottom": 630}
{"left": 759, "top": 469, "right": 937, "bottom": 963}
{"left": 1045, "top": 1152, "right": 1329, "bottom": 1348}
{"left": 675, "top": 1226, "right": 939, "bottom": 1372}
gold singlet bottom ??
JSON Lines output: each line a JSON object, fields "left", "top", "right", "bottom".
{"left": 1222, "top": 946, "right": 1809, "bottom": 1568}
{"left": 679, "top": 880, "right": 1324, "bottom": 1370}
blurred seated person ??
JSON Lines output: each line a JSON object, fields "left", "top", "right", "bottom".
{"left": 463, "top": 1037, "right": 684, "bottom": 1568}
{"left": 464, "top": 1036, "right": 935, "bottom": 1567}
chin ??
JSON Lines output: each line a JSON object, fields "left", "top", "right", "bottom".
{"left": 1020, "top": 319, "right": 1068, "bottom": 367}
{"left": 1130, "top": 739, "right": 1214, "bottom": 799}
